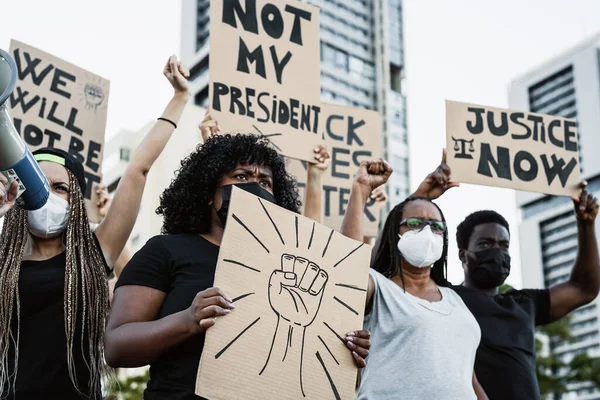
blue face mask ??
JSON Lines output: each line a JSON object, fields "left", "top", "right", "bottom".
{"left": 216, "top": 182, "right": 276, "bottom": 224}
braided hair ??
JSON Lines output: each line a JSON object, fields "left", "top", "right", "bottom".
{"left": 371, "top": 197, "right": 449, "bottom": 288}
{"left": 0, "top": 170, "right": 111, "bottom": 398}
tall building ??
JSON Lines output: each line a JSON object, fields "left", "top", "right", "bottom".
{"left": 180, "top": 0, "right": 410, "bottom": 208}
{"left": 509, "top": 33, "right": 600, "bottom": 400}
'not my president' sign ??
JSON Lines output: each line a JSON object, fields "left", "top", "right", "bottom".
{"left": 446, "top": 100, "right": 581, "bottom": 197}
{"left": 208, "top": 0, "right": 322, "bottom": 163}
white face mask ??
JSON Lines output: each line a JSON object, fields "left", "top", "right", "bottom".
{"left": 397, "top": 226, "right": 444, "bottom": 268}
{"left": 27, "top": 192, "right": 70, "bottom": 239}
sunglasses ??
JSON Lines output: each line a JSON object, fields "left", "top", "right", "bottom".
{"left": 400, "top": 217, "right": 447, "bottom": 235}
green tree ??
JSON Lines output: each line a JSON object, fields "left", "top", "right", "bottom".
{"left": 500, "top": 284, "right": 600, "bottom": 398}
{"left": 104, "top": 369, "right": 150, "bottom": 400}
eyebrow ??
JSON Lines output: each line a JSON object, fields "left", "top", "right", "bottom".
{"left": 52, "top": 181, "right": 70, "bottom": 187}
{"left": 233, "top": 167, "right": 273, "bottom": 179}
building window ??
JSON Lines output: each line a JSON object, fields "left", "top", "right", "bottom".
{"left": 119, "top": 148, "right": 131, "bottom": 162}
{"left": 321, "top": 43, "right": 349, "bottom": 72}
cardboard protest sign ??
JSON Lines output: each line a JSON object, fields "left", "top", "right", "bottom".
{"left": 288, "top": 103, "right": 384, "bottom": 236}
{"left": 208, "top": 0, "right": 323, "bottom": 163}
{"left": 446, "top": 100, "right": 581, "bottom": 197}
{"left": 196, "top": 187, "right": 370, "bottom": 400}
{"left": 9, "top": 40, "right": 110, "bottom": 221}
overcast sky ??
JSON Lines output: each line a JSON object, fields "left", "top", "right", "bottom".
{"left": 2, "top": 0, "right": 600, "bottom": 286}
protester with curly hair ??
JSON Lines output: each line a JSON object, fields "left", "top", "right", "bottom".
{"left": 105, "top": 133, "right": 372, "bottom": 400}
{"left": 0, "top": 55, "right": 190, "bottom": 399}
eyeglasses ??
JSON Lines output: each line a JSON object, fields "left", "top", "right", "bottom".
{"left": 400, "top": 217, "right": 447, "bottom": 235}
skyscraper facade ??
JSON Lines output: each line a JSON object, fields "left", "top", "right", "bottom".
{"left": 181, "top": 0, "right": 410, "bottom": 208}
{"left": 509, "top": 33, "right": 600, "bottom": 400}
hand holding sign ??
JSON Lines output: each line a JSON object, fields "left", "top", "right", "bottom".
{"left": 199, "top": 112, "right": 222, "bottom": 142}
{"left": 311, "top": 144, "right": 331, "bottom": 172}
{"left": 186, "top": 287, "right": 235, "bottom": 333}
{"left": 572, "top": 182, "right": 599, "bottom": 223}
{"left": 412, "top": 149, "right": 460, "bottom": 200}
{"left": 163, "top": 55, "right": 190, "bottom": 95}
{"left": 93, "top": 183, "right": 112, "bottom": 221}
{"left": 370, "top": 185, "right": 388, "bottom": 203}
{"left": 0, "top": 173, "right": 18, "bottom": 218}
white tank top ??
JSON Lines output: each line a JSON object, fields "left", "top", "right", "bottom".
{"left": 358, "top": 269, "right": 481, "bottom": 399}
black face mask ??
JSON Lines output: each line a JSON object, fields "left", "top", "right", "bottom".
{"left": 467, "top": 248, "right": 511, "bottom": 290}
{"left": 216, "top": 182, "right": 276, "bottom": 225}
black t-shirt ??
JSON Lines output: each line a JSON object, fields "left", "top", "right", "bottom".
{"left": 115, "top": 234, "right": 220, "bottom": 400}
{"left": 452, "top": 285, "right": 552, "bottom": 400}
{"left": 9, "top": 234, "right": 110, "bottom": 399}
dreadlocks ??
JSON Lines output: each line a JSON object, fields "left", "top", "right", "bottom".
{"left": 371, "top": 197, "right": 449, "bottom": 288}
{"left": 0, "top": 170, "right": 111, "bottom": 398}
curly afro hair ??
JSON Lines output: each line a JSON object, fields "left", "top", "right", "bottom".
{"left": 157, "top": 134, "right": 301, "bottom": 235}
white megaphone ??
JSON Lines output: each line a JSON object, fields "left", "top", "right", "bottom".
{"left": 0, "top": 48, "right": 49, "bottom": 210}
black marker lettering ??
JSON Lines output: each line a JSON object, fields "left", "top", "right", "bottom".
{"left": 222, "top": 0, "right": 258, "bottom": 33}
{"left": 212, "top": 82, "right": 230, "bottom": 111}
{"left": 514, "top": 151, "right": 538, "bottom": 182}
{"left": 50, "top": 68, "right": 75, "bottom": 99}
{"left": 237, "top": 38, "right": 267, "bottom": 79}
{"left": 284, "top": 5, "right": 312, "bottom": 45}
{"left": 477, "top": 143, "right": 512, "bottom": 180}
{"left": 487, "top": 111, "right": 508, "bottom": 136}
{"left": 466, "top": 107, "right": 485, "bottom": 134}
{"left": 510, "top": 112, "right": 531, "bottom": 140}
{"left": 261, "top": 3, "right": 284, "bottom": 39}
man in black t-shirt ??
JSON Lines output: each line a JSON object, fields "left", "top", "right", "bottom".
{"left": 408, "top": 152, "right": 600, "bottom": 400}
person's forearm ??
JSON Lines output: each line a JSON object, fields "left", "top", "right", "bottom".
{"left": 129, "top": 92, "right": 190, "bottom": 175}
{"left": 105, "top": 310, "right": 196, "bottom": 368}
{"left": 341, "top": 182, "right": 371, "bottom": 241}
{"left": 571, "top": 221, "right": 600, "bottom": 300}
{"left": 95, "top": 92, "right": 190, "bottom": 264}
{"left": 303, "top": 168, "right": 324, "bottom": 223}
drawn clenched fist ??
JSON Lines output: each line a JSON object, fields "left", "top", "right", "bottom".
{"left": 268, "top": 254, "right": 328, "bottom": 327}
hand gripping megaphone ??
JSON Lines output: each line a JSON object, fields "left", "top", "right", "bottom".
{"left": 0, "top": 48, "right": 49, "bottom": 210}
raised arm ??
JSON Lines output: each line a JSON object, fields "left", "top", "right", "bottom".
{"left": 411, "top": 149, "right": 459, "bottom": 200}
{"left": 303, "top": 145, "right": 330, "bottom": 223}
{"left": 95, "top": 56, "right": 190, "bottom": 265}
{"left": 340, "top": 159, "right": 392, "bottom": 241}
{"left": 363, "top": 185, "right": 388, "bottom": 244}
{"left": 199, "top": 112, "right": 221, "bottom": 142}
{"left": 548, "top": 184, "right": 599, "bottom": 321}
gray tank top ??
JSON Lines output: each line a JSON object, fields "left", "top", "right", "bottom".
{"left": 357, "top": 270, "right": 481, "bottom": 399}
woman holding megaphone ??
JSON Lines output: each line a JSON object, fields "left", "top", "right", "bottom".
{"left": 0, "top": 55, "right": 190, "bottom": 399}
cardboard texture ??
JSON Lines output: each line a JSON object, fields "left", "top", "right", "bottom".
{"left": 446, "top": 100, "right": 581, "bottom": 197}
{"left": 8, "top": 40, "right": 110, "bottom": 222}
{"left": 288, "top": 103, "right": 384, "bottom": 237}
{"left": 196, "top": 187, "right": 371, "bottom": 400}
{"left": 208, "top": 0, "right": 323, "bottom": 163}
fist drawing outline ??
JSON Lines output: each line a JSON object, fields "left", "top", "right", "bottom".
{"left": 260, "top": 254, "right": 329, "bottom": 397}
{"left": 268, "top": 254, "right": 328, "bottom": 326}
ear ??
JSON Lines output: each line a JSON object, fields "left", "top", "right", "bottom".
{"left": 458, "top": 249, "right": 466, "bottom": 264}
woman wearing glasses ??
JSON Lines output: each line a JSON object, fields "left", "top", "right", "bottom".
{"left": 341, "top": 152, "right": 488, "bottom": 399}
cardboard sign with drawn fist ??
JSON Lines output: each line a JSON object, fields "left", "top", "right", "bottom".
{"left": 196, "top": 187, "right": 371, "bottom": 400}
